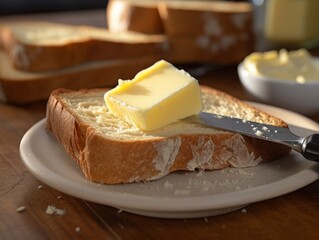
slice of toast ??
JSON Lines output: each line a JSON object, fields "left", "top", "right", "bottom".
{"left": 0, "top": 21, "right": 167, "bottom": 72}
{"left": 46, "top": 86, "right": 290, "bottom": 184}
{"left": 0, "top": 50, "right": 160, "bottom": 104}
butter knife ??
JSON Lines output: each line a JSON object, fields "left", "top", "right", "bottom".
{"left": 187, "top": 112, "right": 319, "bottom": 161}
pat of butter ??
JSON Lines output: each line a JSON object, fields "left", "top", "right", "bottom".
{"left": 104, "top": 60, "right": 203, "bottom": 130}
{"left": 243, "top": 49, "right": 319, "bottom": 83}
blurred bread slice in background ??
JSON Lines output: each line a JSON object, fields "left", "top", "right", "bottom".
{"left": 157, "top": 1, "right": 253, "bottom": 36}
{"left": 107, "top": 0, "right": 164, "bottom": 34}
{"left": 0, "top": 21, "right": 167, "bottom": 72}
{"left": 0, "top": 1, "right": 255, "bottom": 104}
{"left": 168, "top": 35, "right": 253, "bottom": 64}
{"left": 0, "top": 50, "right": 159, "bottom": 104}
{"left": 107, "top": 0, "right": 254, "bottom": 64}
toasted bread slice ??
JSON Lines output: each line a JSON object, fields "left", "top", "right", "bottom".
{"left": 0, "top": 21, "right": 167, "bottom": 72}
{"left": 0, "top": 50, "right": 160, "bottom": 104}
{"left": 46, "top": 86, "right": 290, "bottom": 184}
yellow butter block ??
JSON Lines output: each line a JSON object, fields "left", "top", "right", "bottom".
{"left": 104, "top": 60, "right": 203, "bottom": 130}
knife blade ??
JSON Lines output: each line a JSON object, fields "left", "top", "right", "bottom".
{"left": 186, "top": 112, "right": 319, "bottom": 161}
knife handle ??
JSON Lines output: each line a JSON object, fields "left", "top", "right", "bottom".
{"left": 302, "top": 134, "right": 319, "bottom": 161}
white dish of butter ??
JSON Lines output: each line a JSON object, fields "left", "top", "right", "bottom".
{"left": 238, "top": 49, "right": 319, "bottom": 115}
{"left": 20, "top": 103, "right": 319, "bottom": 218}
{"left": 243, "top": 49, "right": 319, "bottom": 83}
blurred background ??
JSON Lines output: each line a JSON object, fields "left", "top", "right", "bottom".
{"left": 0, "top": 0, "right": 108, "bottom": 15}
{"left": 0, "top": 0, "right": 248, "bottom": 15}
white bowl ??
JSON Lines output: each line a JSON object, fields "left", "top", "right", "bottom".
{"left": 237, "top": 62, "right": 319, "bottom": 116}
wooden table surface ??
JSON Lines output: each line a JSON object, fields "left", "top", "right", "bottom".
{"left": 1, "top": 9, "right": 319, "bottom": 240}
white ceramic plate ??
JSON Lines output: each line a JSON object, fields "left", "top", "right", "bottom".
{"left": 20, "top": 103, "right": 319, "bottom": 219}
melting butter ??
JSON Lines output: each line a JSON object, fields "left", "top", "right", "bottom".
{"left": 243, "top": 49, "right": 319, "bottom": 83}
{"left": 104, "top": 60, "right": 203, "bottom": 131}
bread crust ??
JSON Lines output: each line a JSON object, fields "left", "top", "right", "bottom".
{"left": 46, "top": 87, "right": 290, "bottom": 184}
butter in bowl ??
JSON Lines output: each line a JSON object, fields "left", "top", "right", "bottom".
{"left": 238, "top": 49, "right": 319, "bottom": 116}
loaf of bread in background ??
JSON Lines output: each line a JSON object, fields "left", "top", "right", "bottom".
{"left": 0, "top": 50, "right": 159, "bottom": 104}
{"left": 0, "top": 21, "right": 167, "bottom": 72}
{"left": 46, "top": 86, "right": 290, "bottom": 184}
{"left": 158, "top": 1, "right": 253, "bottom": 36}
{"left": 106, "top": 0, "right": 254, "bottom": 64}
{"left": 107, "top": 0, "right": 164, "bottom": 34}
{"left": 158, "top": 1, "right": 254, "bottom": 63}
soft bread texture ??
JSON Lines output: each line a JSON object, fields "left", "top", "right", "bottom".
{"left": 0, "top": 50, "right": 160, "bottom": 104}
{"left": 107, "top": 0, "right": 164, "bottom": 34}
{"left": 46, "top": 86, "right": 290, "bottom": 184}
{"left": 0, "top": 21, "right": 167, "bottom": 72}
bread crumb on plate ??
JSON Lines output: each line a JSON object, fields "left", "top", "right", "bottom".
{"left": 16, "top": 206, "right": 26, "bottom": 213}
{"left": 45, "top": 205, "right": 66, "bottom": 216}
